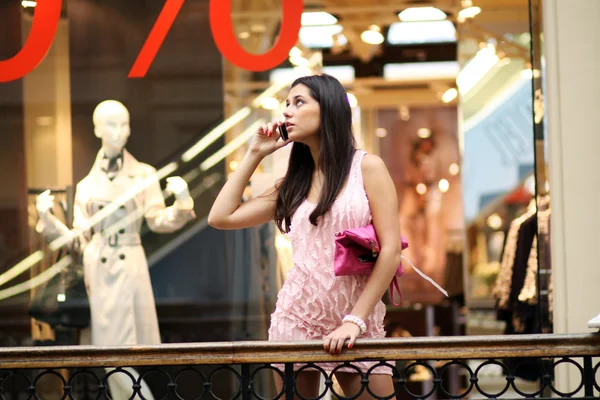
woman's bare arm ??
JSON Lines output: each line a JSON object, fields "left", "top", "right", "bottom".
{"left": 324, "top": 153, "right": 403, "bottom": 354}
{"left": 349, "top": 154, "right": 402, "bottom": 320}
{"left": 208, "top": 121, "right": 289, "bottom": 230}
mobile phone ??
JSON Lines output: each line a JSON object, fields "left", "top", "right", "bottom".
{"left": 279, "top": 123, "right": 288, "bottom": 141}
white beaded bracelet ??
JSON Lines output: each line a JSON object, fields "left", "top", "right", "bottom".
{"left": 343, "top": 315, "right": 367, "bottom": 335}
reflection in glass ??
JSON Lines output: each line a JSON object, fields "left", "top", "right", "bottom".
{"left": 457, "top": 0, "right": 552, "bottom": 339}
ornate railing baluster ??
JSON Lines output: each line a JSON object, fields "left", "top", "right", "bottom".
{"left": 284, "top": 363, "right": 294, "bottom": 400}
{"left": 241, "top": 364, "right": 251, "bottom": 400}
{"left": 584, "top": 356, "right": 595, "bottom": 398}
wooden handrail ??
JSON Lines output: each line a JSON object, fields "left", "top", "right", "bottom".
{"left": 0, "top": 333, "right": 599, "bottom": 369}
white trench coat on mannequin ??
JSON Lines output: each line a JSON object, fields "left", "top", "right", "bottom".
{"left": 38, "top": 149, "right": 195, "bottom": 346}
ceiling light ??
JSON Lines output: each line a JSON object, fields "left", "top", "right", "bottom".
{"left": 301, "top": 12, "right": 338, "bottom": 26}
{"left": 251, "top": 55, "right": 323, "bottom": 109}
{"left": 289, "top": 46, "right": 302, "bottom": 58}
{"left": 21, "top": 0, "right": 36, "bottom": 7}
{"left": 238, "top": 31, "right": 250, "bottom": 39}
{"left": 332, "top": 33, "right": 347, "bottom": 53}
{"left": 449, "top": 163, "right": 460, "bottom": 175}
{"left": 487, "top": 213, "right": 503, "bottom": 230}
{"left": 299, "top": 25, "right": 346, "bottom": 48}
{"left": 398, "top": 7, "right": 447, "bottom": 22}
{"left": 458, "top": 6, "right": 481, "bottom": 20}
{"left": 387, "top": 21, "right": 456, "bottom": 45}
{"left": 416, "top": 183, "right": 427, "bottom": 195}
{"left": 321, "top": 65, "right": 355, "bottom": 83}
{"left": 251, "top": 24, "right": 266, "bottom": 33}
{"left": 269, "top": 67, "right": 314, "bottom": 84}
{"left": 438, "top": 179, "right": 450, "bottom": 193}
{"left": 361, "top": 25, "right": 384, "bottom": 45}
{"left": 375, "top": 128, "right": 388, "bottom": 138}
{"left": 442, "top": 87, "right": 458, "bottom": 103}
{"left": 417, "top": 128, "right": 431, "bottom": 138}
{"left": 399, "top": 106, "right": 410, "bottom": 121}
{"left": 261, "top": 97, "right": 280, "bottom": 110}
{"left": 347, "top": 92, "right": 358, "bottom": 108}
{"left": 384, "top": 61, "right": 459, "bottom": 82}
{"left": 270, "top": 65, "right": 355, "bottom": 85}
{"left": 229, "top": 160, "right": 239, "bottom": 171}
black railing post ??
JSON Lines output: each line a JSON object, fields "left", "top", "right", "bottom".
{"left": 285, "top": 363, "right": 294, "bottom": 400}
{"left": 242, "top": 364, "right": 251, "bottom": 400}
{"left": 583, "top": 356, "right": 594, "bottom": 397}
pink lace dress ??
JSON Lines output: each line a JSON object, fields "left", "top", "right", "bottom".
{"left": 268, "top": 150, "right": 391, "bottom": 375}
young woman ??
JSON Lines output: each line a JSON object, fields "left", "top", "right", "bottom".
{"left": 208, "top": 74, "right": 402, "bottom": 397}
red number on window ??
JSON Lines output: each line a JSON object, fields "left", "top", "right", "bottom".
{"left": 209, "top": 0, "right": 303, "bottom": 72}
{"left": 0, "top": 0, "right": 303, "bottom": 81}
{"left": 129, "top": 0, "right": 184, "bottom": 78}
{"left": 0, "top": 0, "right": 62, "bottom": 83}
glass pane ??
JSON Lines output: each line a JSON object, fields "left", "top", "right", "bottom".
{"left": 458, "top": 0, "right": 550, "bottom": 336}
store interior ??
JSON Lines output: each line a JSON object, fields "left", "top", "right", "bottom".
{"left": 220, "top": 0, "right": 550, "bottom": 339}
{"left": 0, "top": 0, "right": 552, "bottom": 397}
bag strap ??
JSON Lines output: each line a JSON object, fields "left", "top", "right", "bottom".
{"left": 401, "top": 255, "right": 449, "bottom": 297}
{"left": 388, "top": 256, "right": 450, "bottom": 307}
{"left": 389, "top": 277, "right": 403, "bottom": 306}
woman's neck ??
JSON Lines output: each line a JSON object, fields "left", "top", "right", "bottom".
{"left": 308, "top": 142, "right": 321, "bottom": 172}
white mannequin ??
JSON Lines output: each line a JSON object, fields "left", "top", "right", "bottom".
{"left": 37, "top": 101, "right": 192, "bottom": 213}
{"left": 36, "top": 100, "right": 196, "bottom": 399}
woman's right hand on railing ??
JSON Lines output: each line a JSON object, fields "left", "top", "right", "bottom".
{"left": 249, "top": 121, "right": 291, "bottom": 158}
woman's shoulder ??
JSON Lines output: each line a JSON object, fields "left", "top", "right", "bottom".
{"left": 359, "top": 152, "right": 387, "bottom": 175}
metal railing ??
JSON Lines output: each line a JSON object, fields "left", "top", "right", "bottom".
{"left": 0, "top": 333, "right": 599, "bottom": 399}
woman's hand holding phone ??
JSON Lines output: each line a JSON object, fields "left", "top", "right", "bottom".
{"left": 249, "top": 121, "right": 291, "bottom": 158}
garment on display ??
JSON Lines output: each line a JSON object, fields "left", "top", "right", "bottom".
{"left": 518, "top": 207, "right": 551, "bottom": 310}
{"left": 490, "top": 198, "right": 554, "bottom": 382}
{"left": 492, "top": 196, "right": 553, "bottom": 336}
{"left": 28, "top": 247, "right": 90, "bottom": 329}
{"left": 28, "top": 195, "right": 91, "bottom": 329}
{"left": 492, "top": 201, "right": 536, "bottom": 311}
{"left": 34, "top": 100, "right": 196, "bottom": 400}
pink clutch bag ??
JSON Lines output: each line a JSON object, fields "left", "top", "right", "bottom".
{"left": 334, "top": 223, "right": 409, "bottom": 306}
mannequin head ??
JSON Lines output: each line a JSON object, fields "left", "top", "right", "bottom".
{"left": 93, "top": 100, "right": 131, "bottom": 158}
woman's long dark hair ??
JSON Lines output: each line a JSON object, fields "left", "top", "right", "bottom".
{"left": 275, "top": 74, "right": 356, "bottom": 233}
